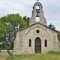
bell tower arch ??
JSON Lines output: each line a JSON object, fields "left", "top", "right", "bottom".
{"left": 29, "top": 1, "right": 47, "bottom": 26}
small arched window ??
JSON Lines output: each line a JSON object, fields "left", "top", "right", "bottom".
{"left": 36, "top": 17, "right": 40, "bottom": 22}
{"left": 45, "top": 39, "right": 47, "bottom": 47}
{"left": 29, "top": 39, "right": 31, "bottom": 47}
{"left": 36, "top": 5, "right": 39, "bottom": 9}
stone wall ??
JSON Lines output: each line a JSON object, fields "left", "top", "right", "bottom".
{"left": 14, "top": 23, "right": 59, "bottom": 55}
{"left": 0, "top": 50, "right": 13, "bottom": 55}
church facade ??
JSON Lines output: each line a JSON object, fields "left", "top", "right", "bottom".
{"left": 13, "top": 1, "right": 59, "bottom": 55}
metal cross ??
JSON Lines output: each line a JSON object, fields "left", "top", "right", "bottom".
{"left": 37, "top": 0, "right": 39, "bottom": 2}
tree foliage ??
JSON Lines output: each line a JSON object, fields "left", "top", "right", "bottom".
{"left": 57, "top": 32, "right": 60, "bottom": 41}
{"left": 48, "top": 23, "right": 55, "bottom": 30}
{"left": 23, "top": 16, "right": 30, "bottom": 25}
{"left": 0, "top": 13, "right": 27, "bottom": 56}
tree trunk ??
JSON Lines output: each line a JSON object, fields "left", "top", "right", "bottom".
{"left": 7, "top": 48, "right": 13, "bottom": 57}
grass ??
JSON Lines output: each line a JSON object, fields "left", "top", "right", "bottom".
{"left": 0, "top": 51, "right": 60, "bottom": 60}
{"left": 0, "top": 55, "right": 7, "bottom": 60}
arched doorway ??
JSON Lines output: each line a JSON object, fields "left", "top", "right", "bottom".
{"left": 35, "top": 37, "right": 41, "bottom": 53}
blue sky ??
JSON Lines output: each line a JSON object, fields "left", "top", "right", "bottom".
{"left": 0, "top": 0, "right": 60, "bottom": 31}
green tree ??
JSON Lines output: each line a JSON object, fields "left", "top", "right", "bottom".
{"left": 57, "top": 32, "right": 60, "bottom": 41}
{"left": 48, "top": 23, "right": 55, "bottom": 30}
{"left": 0, "top": 14, "right": 27, "bottom": 56}
{"left": 23, "top": 16, "right": 30, "bottom": 25}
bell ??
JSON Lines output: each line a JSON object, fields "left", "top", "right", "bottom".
{"left": 36, "top": 9, "right": 40, "bottom": 13}
{"left": 36, "top": 13, "right": 39, "bottom": 17}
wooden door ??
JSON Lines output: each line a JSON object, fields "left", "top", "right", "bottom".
{"left": 35, "top": 37, "right": 41, "bottom": 53}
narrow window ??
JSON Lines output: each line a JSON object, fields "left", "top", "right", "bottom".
{"left": 36, "top": 5, "right": 40, "bottom": 22}
{"left": 36, "top": 5, "right": 39, "bottom": 9}
{"left": 45, "top": 39, "right": 47, "bottom": 47}
{"left": 36, "top": 17, "right": 40, "bottom": 22}
{"left": 29, "top": 39, "right": 31, "bottom": 47}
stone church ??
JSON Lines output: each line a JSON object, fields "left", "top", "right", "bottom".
{"left": 14, "top": 1, "right": 59, "bottom": 55}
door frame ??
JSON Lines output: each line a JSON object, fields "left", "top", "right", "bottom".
{"left": 35, "top": 37, "right": 41, "bottom": 53}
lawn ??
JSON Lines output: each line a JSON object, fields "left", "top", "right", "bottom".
{"left": 0, "top": 51, "right": 60, "bottom": 60}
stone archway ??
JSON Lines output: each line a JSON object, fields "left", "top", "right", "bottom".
{"left": 35, "top": 37, "right": 41, "bottom": 53}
